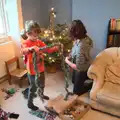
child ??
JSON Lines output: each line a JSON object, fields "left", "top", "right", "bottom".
{"left": 21, "top": 20, "right": 60, "bottom": 111}
{"left": 65, "top": 20, "right": 93, "bottom": 95}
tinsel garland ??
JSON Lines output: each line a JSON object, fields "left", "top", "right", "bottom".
{"left": 32, "top": 43, "right": 59, "bottom": 102}
{"left": 32, "top": 43, "right": 73, "bottom": 101}
{"left": 60, "top": 47, "right": 73, "bottom": 100}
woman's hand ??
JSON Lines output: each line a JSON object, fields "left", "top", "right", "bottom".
{"left": 65, "top": 56, "right": 78, "bottom": 70}
{"left": 65, "top": 57, "right": 69, "bottom": 63}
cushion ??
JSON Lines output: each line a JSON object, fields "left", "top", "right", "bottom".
{"left": 97, "top": 82, "right": 120, "bottom": 108}
{"left": 105, "top": 57, "right": 120, "bottom": 84}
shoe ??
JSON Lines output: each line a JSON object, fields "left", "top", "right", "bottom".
{"left": 28, "top": 103, "right": 39, "bottom": 111}
{"left": 42, "top": 95, "right": 49, "bottom": 100}
{"left": 22, "top": 88, "right": 29, "bottom": 99}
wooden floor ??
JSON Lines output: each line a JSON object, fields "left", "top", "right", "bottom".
{"left": 0, "top": 71, "right": 119, "bottom": 120}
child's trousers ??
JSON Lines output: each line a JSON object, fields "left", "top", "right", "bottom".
{"left": 27, "top": 72, "right": 45, "bottom": 105}
{"left": 72, "top": 70, "right": 91, "bottom": 95}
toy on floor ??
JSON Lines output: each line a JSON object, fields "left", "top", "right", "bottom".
{"left": 1, "top": 88, "right": 18, "bottom": 100}
{"left": 9, "top": 113, "right": 19, "bottom": 119}
{"left": 29, "top": 109, "right": 57, "bottom": 120}
{"left": 62, "top": 104, "right": 88, "bottom": 120}
{"left": 0, "top": 108, "right": 9, "bottom": 120}
{"left": 0, "top": 108, "right": 19, "bottom": 120}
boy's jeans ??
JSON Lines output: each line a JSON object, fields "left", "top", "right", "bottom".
{"left": 27, "top": 72, "right": 45, "bottom": 105}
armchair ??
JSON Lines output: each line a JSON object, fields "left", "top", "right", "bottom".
{"left": 87, "top": 47, "right": 120, "bottom": 117}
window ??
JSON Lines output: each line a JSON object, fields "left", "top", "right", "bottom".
{"left": 0, "top": 0, "right": 8, "bottom": 39}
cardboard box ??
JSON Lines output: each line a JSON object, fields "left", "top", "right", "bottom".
{"left": 47, "top": 95, "right": 90, "bottom": 120}
{"left": 47, "top": 95, "right": 78, "bottom": 114}
{"left": 59, "top": 100, "right": 90, "bottom": 120}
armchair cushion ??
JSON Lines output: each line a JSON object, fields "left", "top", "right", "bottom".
{"left": 97, "top": 82, "right": 120, "bottom": 108}
{"left": 105, "top": 57, "right": 120, "bottom": 85}
{"left": 88, "top": 65, "right": 105, "bottom": 100}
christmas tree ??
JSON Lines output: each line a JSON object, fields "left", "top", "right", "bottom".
{"left": 39, "top": 8, "right": 73, "bottom": 72}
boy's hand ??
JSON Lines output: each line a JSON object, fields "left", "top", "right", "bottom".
{"left": 55, "top": 43, "right": 64, "bottom": 52}
{"left": 29, "top": 46, "right": 39, "bottom": 52}
{"left": 55, "top": 45, "right": 60, "bottom": 50}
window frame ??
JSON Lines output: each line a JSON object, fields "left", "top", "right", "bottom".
{"left": 0, "top": 0, "right": 9, "bottom": 39}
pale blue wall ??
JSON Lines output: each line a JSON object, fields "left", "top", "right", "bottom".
{"left": 21, "top": 0, "right": 50, "bottom": 27}
{"left": 21, "top": 0, "right": 72, "bottom": 27}
{"left": 72, "top": 0, "right": 120, "bottom": 57}
{"left": 39, "top": 0, "right": 50, "bottom": 27}
{"left": 50, "top": 0, "right": 72, "bottom": 24}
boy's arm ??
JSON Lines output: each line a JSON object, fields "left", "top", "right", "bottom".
{"left": 21, "top": 43, "right": 39, "bottom": 54}
{"left": 38, "top": 40, "right": 59, "bottom": 53}
{"left": 46, "top": 46, "right": 59, "bottom": 53}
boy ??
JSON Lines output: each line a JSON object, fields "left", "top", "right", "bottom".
{"left": 21, "top": 20, "right": 59, "bottom": 110}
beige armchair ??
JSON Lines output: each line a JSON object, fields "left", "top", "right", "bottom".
{"left": 87, "top": 47, "right": 120, "bottom": 117}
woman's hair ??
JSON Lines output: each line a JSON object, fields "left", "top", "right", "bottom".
{"left": 20, "top": 20, "right": 41, "bottom": 40}
{"left": 70, "top": 20, "right": 87, "bottom": 39}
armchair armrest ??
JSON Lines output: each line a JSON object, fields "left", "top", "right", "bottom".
{"left": 87, "top": 64, "right": 105, "bottom": 100}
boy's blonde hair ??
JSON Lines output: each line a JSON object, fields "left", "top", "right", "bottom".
{"left": 20, "top": 20, "right": 41, "bottom": 40}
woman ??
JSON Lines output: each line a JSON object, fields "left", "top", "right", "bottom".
{"left": 65, "top": 20, "right": 93, "bottom": 95}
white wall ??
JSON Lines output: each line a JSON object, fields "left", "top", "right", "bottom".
{"left": 6, "top": 0, "right": 21, "bottom": 56}
{"left": 72, "top": 0, "right": 120, "bottom": 58}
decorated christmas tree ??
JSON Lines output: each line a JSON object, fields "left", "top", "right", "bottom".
{"left": 39, "top": 8, "right": 73, "bottom": 73}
